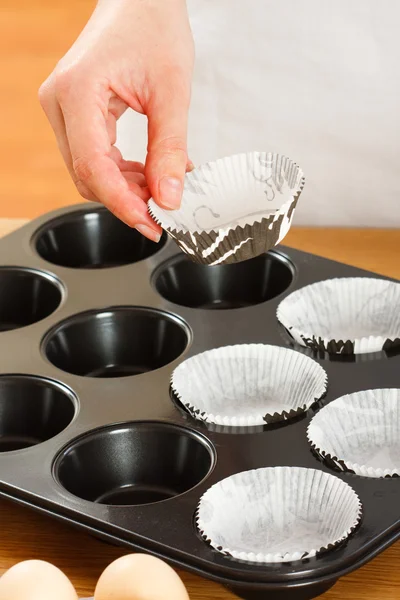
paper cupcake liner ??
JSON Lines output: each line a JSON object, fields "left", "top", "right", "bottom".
{"left": 307, "top": 388, "right": 400, "bottom": 478}
{"left": 148, "top": 152, "right": 305, "bottom": 265}
{"left": 277, "top": 277, "right": 400, "bottom": 355}
{"left": 196, "top": 467, "right": 362, "bottom": 564}
{"left": 171, "top": 344, "right": 327, "bottom": 427}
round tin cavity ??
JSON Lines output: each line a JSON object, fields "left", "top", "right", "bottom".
{"left": 153, "top": 251, "right": 294, "bottom": 309}
{"left": 43, "top": 307, "right": 190, "bottom": 377}
{"left": 34, "top": 207, "right": 166, "bottom": 269}
{"left": 0, "top": 267, "right": 62, "bottom": 332}
{"left": 0, "top": 376, "right": 76, "bottom": 452}
{"left": 54, "top": 422, "right": 215, "bottom": 505}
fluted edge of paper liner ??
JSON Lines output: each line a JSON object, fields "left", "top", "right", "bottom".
{"left": 148, "top": 151, "right": 305, "bottom": 265}
{"left": 195, "top": 467, "right": 362, "bottom": 564}
{"left": 307, "top": 388, "right": 400, "bottom": 478}
{"left": 170, "top": 344, "right": 328, "bottom": 427}
{"left": 150, "top": 196, "right": 300, "bottom": 265}
{"left": 276, "top": 277, "right": 400, "bottom": 355}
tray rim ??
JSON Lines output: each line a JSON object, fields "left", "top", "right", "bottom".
{"left": 0, "top": 204, "right": 399, "bottom": 595}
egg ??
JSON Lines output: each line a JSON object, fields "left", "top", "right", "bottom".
{"left": 0, "top": 560, "right": 78, "bottom": 600}
{"left": 94, "top": 554, "right": 189, "bottom": 600}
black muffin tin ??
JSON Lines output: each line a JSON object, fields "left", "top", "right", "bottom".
{"left": 0, "top": 204, "right": 398, "bottom": 600}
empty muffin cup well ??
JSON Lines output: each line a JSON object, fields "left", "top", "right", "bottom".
{"left": 44, "top": 307, "right": 190, "bottom": 377}
{"left": 35, "top": 207, "right": 166, "bottom": 269}
{"left": 0, "top": 376, "right": 76, "bottom": 452}
{"left": 54, "top": 422, "right": 214, "bottom": 505}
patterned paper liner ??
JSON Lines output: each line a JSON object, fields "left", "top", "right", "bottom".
{"left": 148, "top": 152, "right": 305, "bottom": 265}
{"left": 276, "top": 277, "right": 400, "bottom": 355}
{"left": 307, "top": 388, "right": 400, "bottom": 478}
{"left": 196, "top": 467, "right": 362, "bottom": 564}
{"left": 171, "top": 344, "right": 327, "bottom": 427}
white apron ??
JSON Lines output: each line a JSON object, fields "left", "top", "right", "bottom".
{"left": 117, "top": 0, "right": 400, "bottom": 227}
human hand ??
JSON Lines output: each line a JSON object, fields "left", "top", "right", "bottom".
{"left": 39, "top": 0, "right": 194, "bottom": 242}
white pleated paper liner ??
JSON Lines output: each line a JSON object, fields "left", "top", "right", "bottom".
{"left": 196, "top": 467, "right": 362, "bottom": 564}
{"left": 307, "top": 389, "right": 400, "bottom": 478}
{"left": 148, "top": 152, "right": 305, "bottom": 265}
{"left": 171, "top": 344, "right": 327, "bottom": 427}
{"left": 276, "top": 277, "right": 400, "bottom": 355}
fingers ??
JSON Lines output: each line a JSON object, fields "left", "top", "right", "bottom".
{"left": 60, "top": 87, "right": 158, "bottom": 234}
{"left": 120, "top": 160, "right": 145, "bottom": 174}
{"left": 41, "top": 76, "right": 160, "bottom": 241}
{"left": 39, "top": 71, "right": 191, "bottom": 242}
{"left": 39, "top": 78, "right": 97, "bottom": 202}
{"left": 124, "top": 171, "right": 148, "bottom": 190}
{"left": 66, "top": 117, "right": 160, "bottom": 238}
{"left": 38, "top": 77, "right": 70, "bottom": 169}
{"left": 145, "top": 73, "right": 191, "bottom": 210}
{"left": 109, "top": 147, "right": 147, "bottom": 191}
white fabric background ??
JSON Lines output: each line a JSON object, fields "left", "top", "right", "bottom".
{"left": 117, "top": 0, "right": 400, "bottom": 227}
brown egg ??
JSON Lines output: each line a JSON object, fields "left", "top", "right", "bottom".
{"left": 0, "top": 560, "right": 78, "bottom": 600}
{"left": 94, "top": 554, "right": 189, "bottom": 600}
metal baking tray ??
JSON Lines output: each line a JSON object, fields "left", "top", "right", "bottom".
{"left": 0, "top": 204, "right": 398, "bottom": 600}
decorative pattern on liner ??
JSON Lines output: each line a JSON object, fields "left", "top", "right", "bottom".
{"left": 277, "top": 277, "right": 400, "bottom": 355}
{"left": 170, "top": 344, "right": 328, "bottom": 427}
{"left": 155, "top": 201, "right": 299, "bottom": 266}
{"left": 196, "top": 467, "right": 363, "bottom": 564}
{"left": 307, "top": 388, "right": 400, "bottom": 478}
{"left": 148, "top": 151, "right": 305, "bottom": 265}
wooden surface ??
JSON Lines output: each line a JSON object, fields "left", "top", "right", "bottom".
{"left": 1, "top": 1, "right": 399, "bottom": 596}
{"left": 0, "top": 0, "right": 95, "bottom": 218}
{"left": 0, "top": 218, "right": 399, "bottom": 599}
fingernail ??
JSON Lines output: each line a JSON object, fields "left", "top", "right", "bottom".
{"left": 135, "top": 224, "right": 161, "bottom": 243}
{"left": 186, "top": 161, "right": 195, "bottom": 172}
{"left": 159, "top": 176, "right": 182, "bottom": 209}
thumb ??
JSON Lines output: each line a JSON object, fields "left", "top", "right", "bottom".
{"left": 145, "top": 81, "right": 190, "bottom": 210}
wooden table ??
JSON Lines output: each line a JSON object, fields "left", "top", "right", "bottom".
{"left": 0, "top": 219, "right": 399, "bottom": 599}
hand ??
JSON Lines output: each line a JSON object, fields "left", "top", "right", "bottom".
{"left": 39, "top": 0, "right": 194, "bottom": 242}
